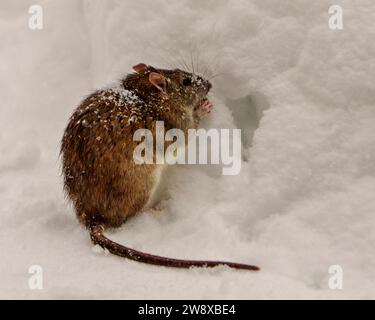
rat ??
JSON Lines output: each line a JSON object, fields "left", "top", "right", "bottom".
{"left": 60, "top": 63, "right": 259, "bottom": 271}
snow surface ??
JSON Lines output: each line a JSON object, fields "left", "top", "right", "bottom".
{"left": 1, "top": 0, "right": 375, "bottom": 299}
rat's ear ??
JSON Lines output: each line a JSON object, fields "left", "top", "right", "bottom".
{"left": 149, "top": 72, "right": 167, "bottom": 94}
{"left": 132, "top": 63, "right": 148, "bottom": 73}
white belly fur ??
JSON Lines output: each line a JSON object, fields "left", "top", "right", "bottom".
{"left": 144, "top": 165, "right": 167, "bottom": 209}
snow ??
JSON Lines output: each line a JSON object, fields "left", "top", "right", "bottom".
{"left": 1, "top": 0, "right": 374, "bottom": 299}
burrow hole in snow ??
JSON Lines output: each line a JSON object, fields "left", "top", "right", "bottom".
{"left": 226, "top": 92, "right": 270, "bottom": 160}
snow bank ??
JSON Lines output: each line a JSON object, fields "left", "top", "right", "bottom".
{"left": 0, "top": 0, "right": 374, "bottom": 299}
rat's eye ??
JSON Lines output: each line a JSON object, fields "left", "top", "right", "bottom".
{"left": 182, "top": 78, "right": 192, "bottom": 86}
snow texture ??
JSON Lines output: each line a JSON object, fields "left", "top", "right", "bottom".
{"left": 1, "top": 0, "right": 374, "bottom": 299}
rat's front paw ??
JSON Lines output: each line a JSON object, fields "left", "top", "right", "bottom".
{"left": 195, "top": 99, "right": 213, "bottom": 118}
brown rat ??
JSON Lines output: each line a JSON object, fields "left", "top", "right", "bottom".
{"left": 60, "top": 63, "right": 259, "bottom": 271}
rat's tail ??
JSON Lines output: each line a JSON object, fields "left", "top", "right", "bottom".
{"left": 90, "top": 224, "right": 259, "bottom": 271}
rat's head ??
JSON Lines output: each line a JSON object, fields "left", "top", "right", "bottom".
{"left": 131, "top": 63, "right": 212, "bottom": 109}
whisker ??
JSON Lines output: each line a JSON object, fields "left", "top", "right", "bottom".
{"left": 194, "top": 46, "right": 201, "bottom": 75}
{"left": 149, "top": 43, "right": 182, "bottom": 69}
{"left": 208, "top": 72, "right": 226, "bottom": 80}
{"left": 175, "top": 50, "right": 190, "bottom": 72}
{"left": 190, "top": 50, "right": 195, "bottom": 74}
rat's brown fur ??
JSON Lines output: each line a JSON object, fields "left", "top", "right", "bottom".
{"left": 60, "top": 64, "right": 259, "bottom": 271}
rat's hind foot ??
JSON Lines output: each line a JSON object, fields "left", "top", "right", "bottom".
{"left": 150, "top": 201, "right": 164, "bottom": 212}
